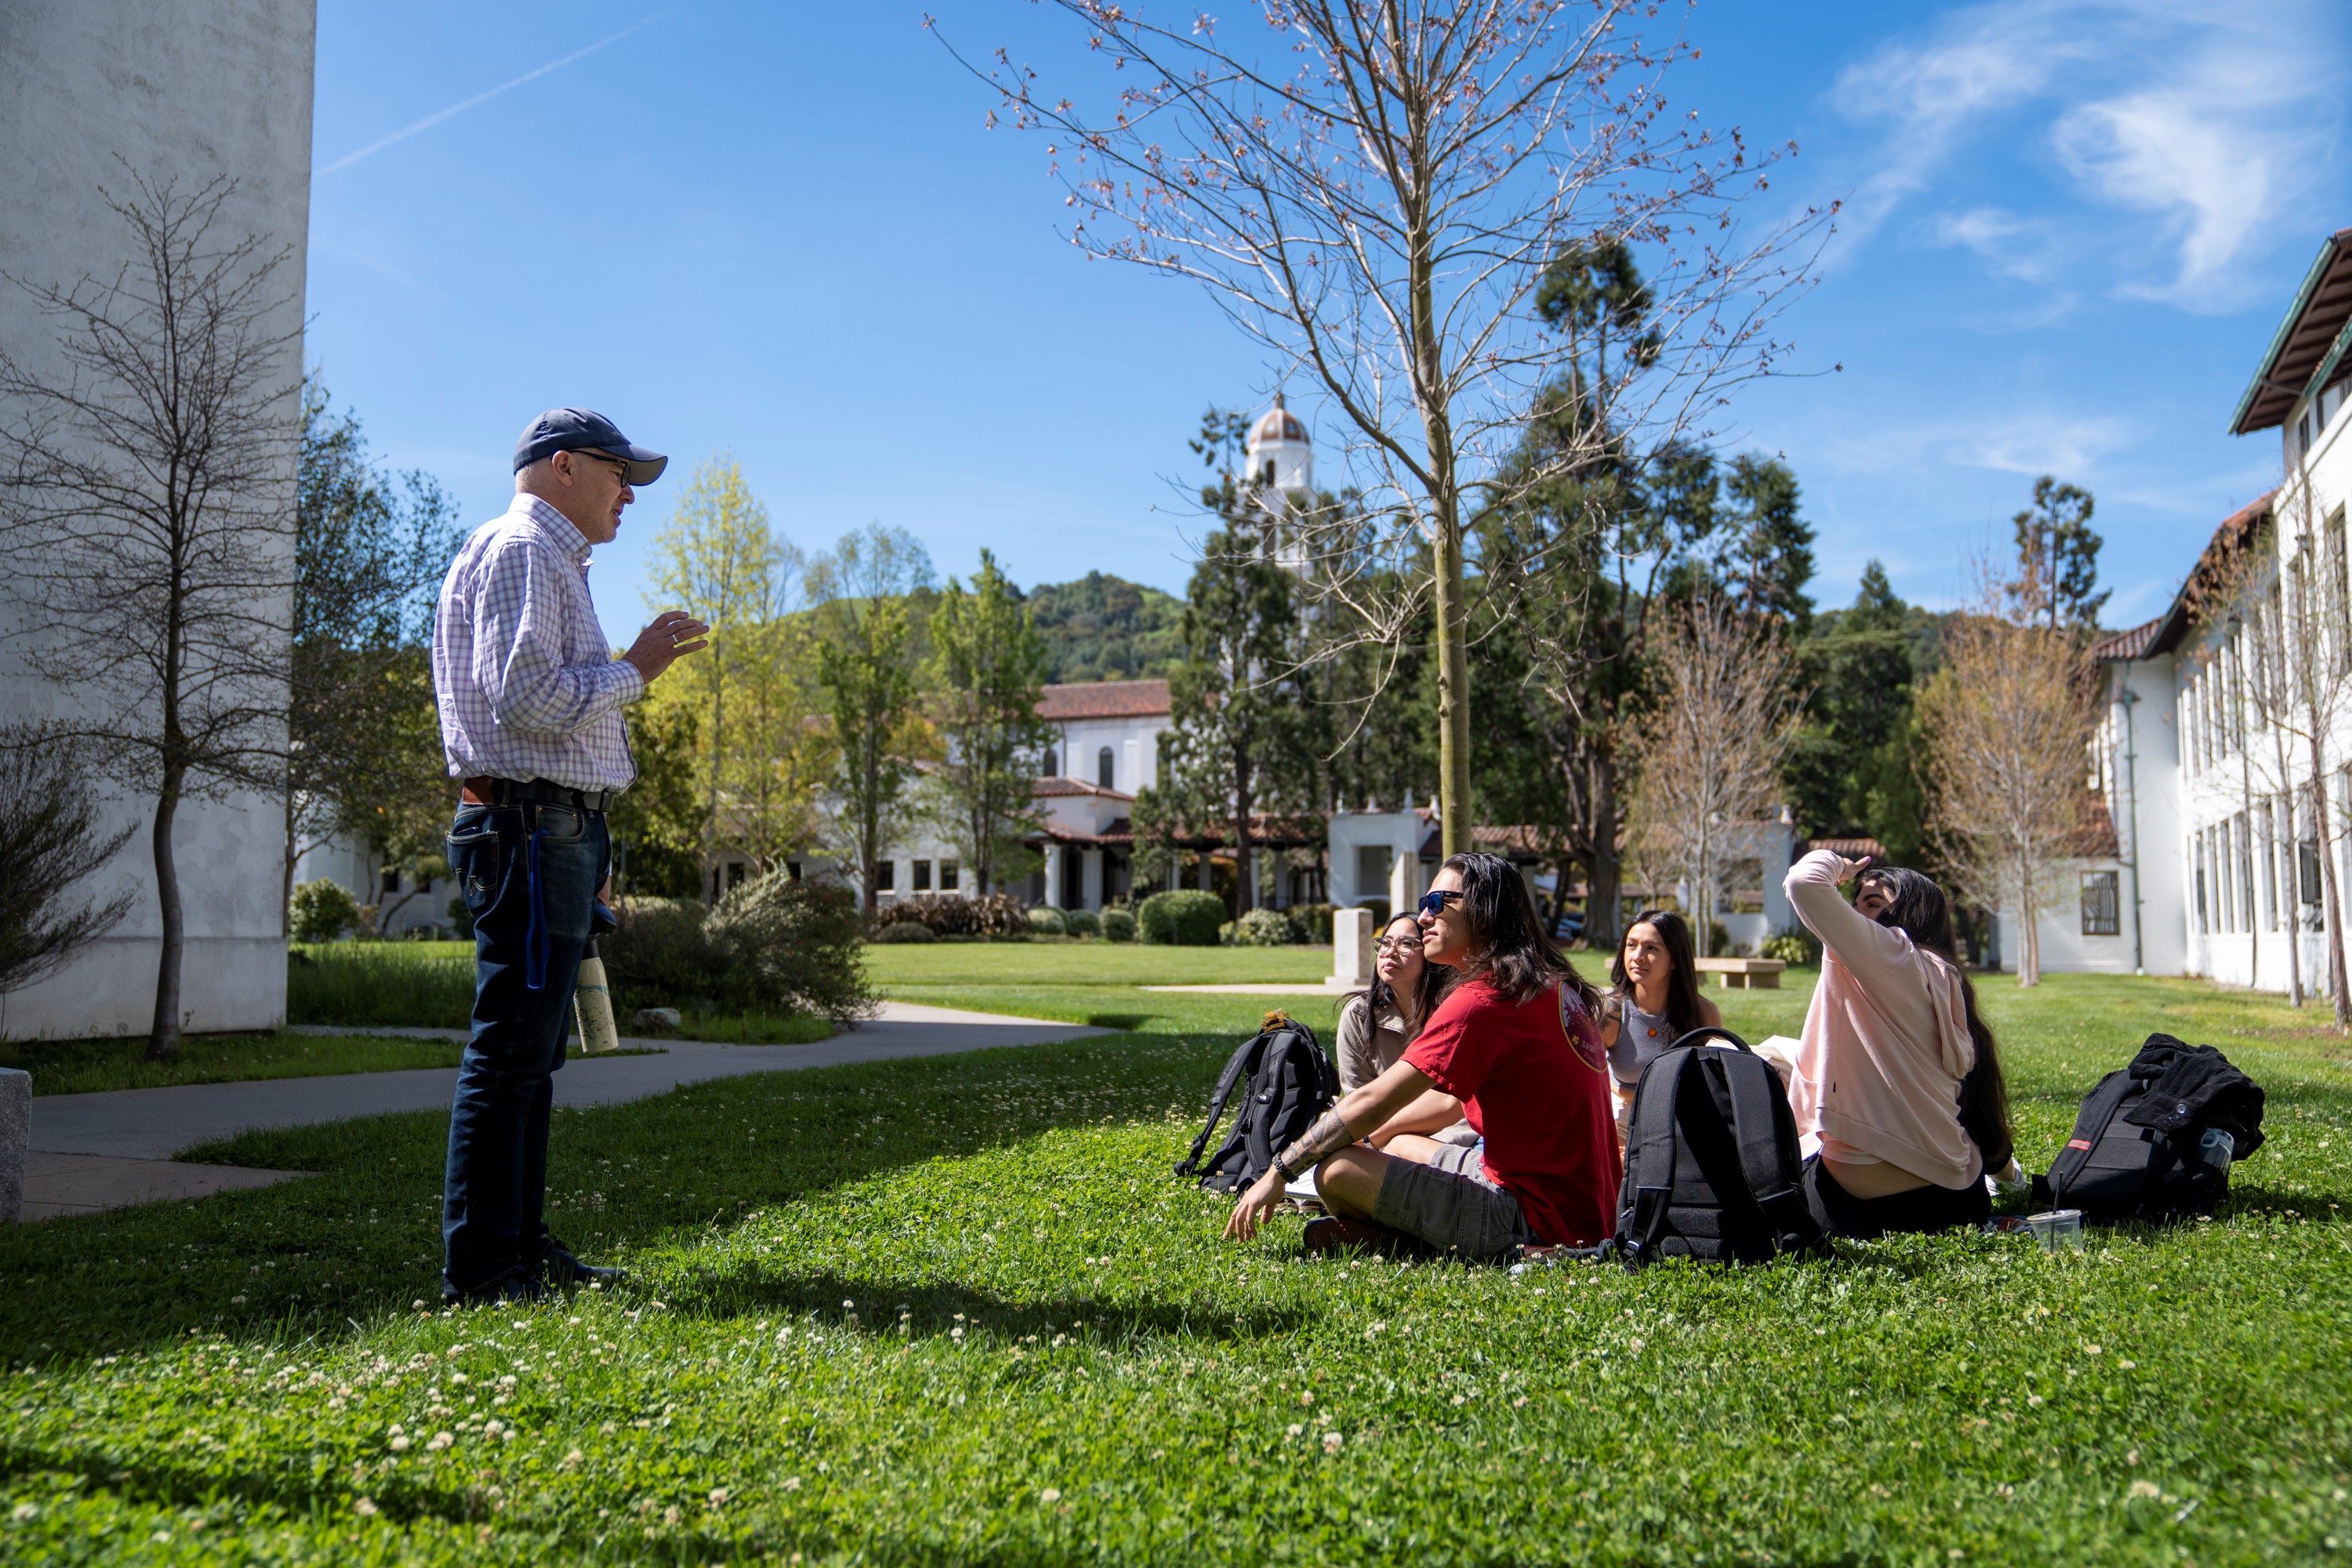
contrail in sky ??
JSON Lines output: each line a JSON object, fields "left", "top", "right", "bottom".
{"left": 316, "top": 11, "right": 668, "bottom": 176}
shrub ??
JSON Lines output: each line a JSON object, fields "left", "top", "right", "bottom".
{"left": 1100, "top": 908, "right": 1137, "bottom": 943}
{"left": 1287, "top": 902, "right": 1337, "bottom": 945}
{"left": 446, "top": 894, "right": 474, "bottom": 942}
{"left": 1025, "top": 906, "right": 1069, "bottom": 936}
{"left": 1139, "top": 889, "right": 1225, "bottom": 946}
{"left": 710, "top": 873, "right": 877, "bottom": 1024}
{"left": 1707, "top": 920, "right": 1732, "bottom": 959}
{"left": 290, "top": 879, "right": 361, "bottom": 944}
{"left": 601, "top": 897, "right": 738, "bottom": 1015}
{"left": 869, "top": 892, "right": 1027, "bottom": 938}
{"left": 1065, "top": 909, "right": 1102, "bottom": 938}
{"left": 874, "top": 920, "right": 937, "bottom": 944}
{"left": 1760, "top": 928, "right": 1820, "bottom": 966}
{"left": 1234, "top": 907, "right": 1294, "bottom": 947}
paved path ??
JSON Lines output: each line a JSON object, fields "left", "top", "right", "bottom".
{"left": 20, "top": 1004, "right": 1105, "bottom": 1221}
{"left": 1138, "top": 982, "right": 1350, "bottom": 995}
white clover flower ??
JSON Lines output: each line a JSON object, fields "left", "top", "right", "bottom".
{"left": 2129, "top": 1480, "right": 2161, "bottom": 1499}
{"left": 783, "top": 1477, "right": 801, "bottom": 1491}
{"left": 1322, "top": 1432, "right": 1343, "bottom": 1453}
{"left": 389, "top": 1436, "right": 411, "bottom": 1454}
{"left": 12, "top": 1503, "right": 38, "bottom": 1522}
{"left": 354, "top": 1497, "right": 379, "bottom": 1517}
{"left": 425, "top": 1432, "right": 453, "bottom": 1452}
{"left": 709, "top": 1489, "right": 728, "bottom": 1506}
{"left": 1287, "top": 1423, "right": 1302, "bottom": 1437}
{"left": 1039, "top": 1488, "right": 1062, "bottom": 1504}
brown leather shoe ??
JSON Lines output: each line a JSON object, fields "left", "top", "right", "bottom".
{"left": 1301, "top": 1215, "right": 1436, "bottom": 1258}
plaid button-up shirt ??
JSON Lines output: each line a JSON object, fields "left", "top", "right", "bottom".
{"left": 432, "top": 494, "right": 643, "bottom": 793}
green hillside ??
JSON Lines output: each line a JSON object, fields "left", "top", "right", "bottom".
{"left": 1022, "top": 571, "right": 1185, "bottom": 683}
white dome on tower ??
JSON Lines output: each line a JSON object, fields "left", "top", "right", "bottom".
{"left": 1243, "top": 393, "right": 1313, "bottom": 499}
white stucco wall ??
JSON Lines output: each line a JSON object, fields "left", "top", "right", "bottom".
{"left": 0, "top": 0, "right": 315, "bottom": 1036}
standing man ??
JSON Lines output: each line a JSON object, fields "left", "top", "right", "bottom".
{"left": 431, "top": 408, "right": 709, "bottom": 1305}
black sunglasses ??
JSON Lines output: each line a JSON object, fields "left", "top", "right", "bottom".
{"left": 1415, "top": 889, "right": 1462, "bottom": 918}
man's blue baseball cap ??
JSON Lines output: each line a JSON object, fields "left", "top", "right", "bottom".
{"left": 512, "top": 408, "right": 668, "bottom": 485}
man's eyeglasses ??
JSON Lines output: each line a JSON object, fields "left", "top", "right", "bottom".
{"left": 579, "top": 452, "right": 631, "bottom": 487}
{"left": 1375, "top": 935, "right": 1422, "bottom": 954}
{"left": 1415, "top": 889, "right": 1462, "bottom": 918}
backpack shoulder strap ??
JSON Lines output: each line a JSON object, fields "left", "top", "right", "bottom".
{"left": 1719, "top": 1053, "right": 1819, "bottom": 1250}
{"left": 2043, "top": 1066, "right": 2140, "bottom": 1199}
{"left": 1620, "top": 1049, "right": 1697, "bottom": 1258}
{"left": 1174, "top": 1034, "right": 1265, "bottom": 1177}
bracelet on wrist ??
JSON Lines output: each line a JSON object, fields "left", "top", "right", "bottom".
{"left": 1271, "top": 1152, "right": 1296, "bottom": 1183}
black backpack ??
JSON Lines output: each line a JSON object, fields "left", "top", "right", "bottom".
{"left": 2034, "top": 1033, "right": 2265, "bottom": 1223}
{"left": 1174, "top": 1012, "right": 1338, "bottom": 1193}
{"left": 1615, "top": 1027, "right": 1825, "bottom": 1265}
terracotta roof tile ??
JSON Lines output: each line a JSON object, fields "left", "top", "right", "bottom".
{"left": 1035, "top": 680, "right": 1171, "bottom": 720}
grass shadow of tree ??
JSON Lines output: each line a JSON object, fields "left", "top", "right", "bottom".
{"left": 0, "top": 1032, "right": 1236, "bottom": 1363}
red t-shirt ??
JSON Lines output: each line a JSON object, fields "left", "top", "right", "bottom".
{"left": 1402, "top": 976, "right": 1622, "bottom": 1246}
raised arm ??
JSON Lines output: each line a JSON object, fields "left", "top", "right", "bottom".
{"left": 1783, "top": 849, "right": 1916, "bottom": 990}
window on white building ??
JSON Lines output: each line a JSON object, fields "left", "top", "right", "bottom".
{"left": 2259, "top": 801, "right": 2278, "bottom": 931}
{"left": 2193, "top": 836, "right": 2209, "bottom": 934}
{"left": 1098, "top": 746, "right": 1115, "bottom": 789}
{"left": 940, "top": 859, "right": 958, "bottom": 891}
{"left": 2237, "top": 811, "right": 2256, "bottom": 932}
{"left": 2080, "top": 871, "right": 2120, "bottom": 937}
{"left": 913, "top": 858, "right": 931, "bottom": 891}
{"left": 1042, "top": 747, "right": 1058, "bottom": 778}
{"left": 873, "top": 859, "right": 895, "bottom": 892}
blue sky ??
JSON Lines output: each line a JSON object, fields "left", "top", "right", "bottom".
{"left": 306, "top": 1, "right": 2351, "bottom": 632}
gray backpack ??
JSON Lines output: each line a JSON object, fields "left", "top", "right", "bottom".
{"left": 1616, "top": 1027, "right": 1824, "bottom": 1265}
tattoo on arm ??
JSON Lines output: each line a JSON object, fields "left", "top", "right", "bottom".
{"left": 1272, "top": 1110, "right": 1354, "bottom": 1179}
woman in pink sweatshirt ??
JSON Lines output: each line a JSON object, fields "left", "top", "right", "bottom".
{"left": 1782, "top": 850, "right": 2014, "bottom": 1239}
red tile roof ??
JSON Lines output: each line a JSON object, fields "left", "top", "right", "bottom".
{"left": 1036, "top": 680, "right": 1171, "bottom": 721}
{"left": 2090, "top": 617, "right": 2162, "bottom": 662}
{"left": 1033, "top": 777, "right": 1134, "bottom": 801}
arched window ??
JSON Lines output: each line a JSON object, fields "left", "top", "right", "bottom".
{"left": 1098, "top": 746, "right": 1115, "bottom": 789}
{"left": 1042, "top": 747, "right": 1058, "bottom": 778}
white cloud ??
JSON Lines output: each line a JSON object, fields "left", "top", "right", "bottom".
{"left": 1965, "top": 413, "right": 2138, "bottom": 475}
{"left": 1927, "top": 205, "right": 2064, "bottom": 283}
{"left": 1830, "top": 0, "right": 2345, "bottom": 310}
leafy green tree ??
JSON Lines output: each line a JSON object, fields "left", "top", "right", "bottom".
{"left": 927, "top": 548, "right": 1054, "bottom": 892}
{"left": 1716, "top": 456, "right": 1817, "bottom": 634}
{"left": 608, "top": 702, "right": 706, "bottom": 898}
{"left": 810, "top": 523, "right": 935, "bottom": 913}
{"left": 291, "top": 374, "right": 463, "bottom": 923}
{"left": 1785, "top": 562, "right": 1922, "bottom": 857}
{"left": 2012, "top": 476, "right": 2108, "bottom": 633}
{"left": 1025, "top": 572, "right": 1186, "bottom": 681}
{"left": 648, "top": 456, "right": 800, "bottom": 896}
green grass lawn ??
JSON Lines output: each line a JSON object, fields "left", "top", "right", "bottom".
{"left": 287, "top": 943, "right": 832, "bottom": 1047}
{"left": 2, "top": 960, "right": 2348, "bottom": 1563}
{"left": 0, "top": 1033, "right": 470, "bottom": 1097}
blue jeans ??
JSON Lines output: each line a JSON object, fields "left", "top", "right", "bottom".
{"left": 441, "top": 800, "right": 606, "bottom": 1294}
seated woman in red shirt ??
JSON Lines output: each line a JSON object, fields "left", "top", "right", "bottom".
{"left": 1224, "top": 851, "right": 1621, "bottom": 1258}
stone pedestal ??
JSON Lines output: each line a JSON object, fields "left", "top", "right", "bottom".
{"left": 1329, "top": 906, "right": 1375, "bottom": 991}
{"left": 0, "top": 1067, "right": 28, "bottom": 1225}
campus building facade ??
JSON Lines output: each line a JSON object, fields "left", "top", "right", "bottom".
{"left": 0, "top": 1, "right": 316, "bottom": 1035}
{"left": 2085, "top": 226, "right": 2352, "bottom": 993}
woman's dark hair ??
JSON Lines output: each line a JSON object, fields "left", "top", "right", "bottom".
{"left": 1609, "top": 908, "right": 1706, "bottom": 1036}
{"left": 1857, "top": 866, "right": 2013, "bottom": 1172}
{"left": 1437, "top": 851, "right": 1599, "bottom": 1014}
{"left": 1359, "top": 913, "right": 1452, "bottom": 1022}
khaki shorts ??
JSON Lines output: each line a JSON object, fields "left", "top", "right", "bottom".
{"left": 1372, "top": 1142, "right": 1537, "bottom": 1260}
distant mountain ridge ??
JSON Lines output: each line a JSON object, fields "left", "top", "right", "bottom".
{"left": 1019, "top": 572, "right": 1185, "bottom": 684}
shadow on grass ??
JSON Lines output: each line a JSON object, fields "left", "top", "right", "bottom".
{"left": 0, "top": 1033, "right": 1237, "bottom": 1364}
{"left": 1084, "top": 1012, "right": 1154, "bottom": 1031}
{"left": 660, "top": 1266, "right": 1316, "bottom": 1347}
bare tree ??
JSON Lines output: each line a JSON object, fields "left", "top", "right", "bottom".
{"left": 1916, "top": 573, "right": 2096, "bottom": 987}
{"left": 0, "top": 739, "right": 136, "bottom": 998}
{"left": 2183, "top": 506, "right": 2305, "bottom": 1006}
{"left": 2267, "top": 470, "right": 2352, "bottom": 1026}
{"left": 0, "top": 169, "right": 302, "bottom": 1060}
{"left": 1623, "top": 597, "right": 1802, "bottom": 956}
{"left": 940, "top": 1, "right": 1825, "bottom": 855}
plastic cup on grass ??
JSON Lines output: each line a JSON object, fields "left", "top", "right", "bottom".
{"left": 2024, "top": 1209, "right": 2083, "bottom": 1254}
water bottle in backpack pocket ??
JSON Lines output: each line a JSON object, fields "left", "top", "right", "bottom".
{"left": 2034, "top": 1033, "right": 2264, "bottom": 1223}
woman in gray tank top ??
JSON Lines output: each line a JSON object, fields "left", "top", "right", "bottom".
{"left": 1602, "top": 909, "right": 1720, "bottom": 1145}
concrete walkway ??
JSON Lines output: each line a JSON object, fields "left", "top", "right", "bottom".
{"left": 1138, "top": 982, "right": 1350, "bottom": 995}
{"left": 20, "top": 1003, "right": 1105, "bottom": 1221}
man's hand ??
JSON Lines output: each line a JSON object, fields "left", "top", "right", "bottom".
{"left": 1224, "top": 1169, "right": 1288, "bottom": 1242}
{"left": 622, "top": 611, "right": 710, "bottom": 684}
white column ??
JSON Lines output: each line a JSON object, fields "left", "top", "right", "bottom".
{"left": 1330, "top": 906, "right": 1374, "bottom": 989}
{"left": 1042, "top": 845, "right": 1062, "bottom": 909}
{"left": 1082, "top": 848, "right": 1104, "bottom": 910}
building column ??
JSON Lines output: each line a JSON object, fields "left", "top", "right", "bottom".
{"left": 1042, "top": 845, "right": 1062, "bottom": 909}
{"left": 1197, "top": 849, "right": 1214, "bottom": 892}
{"left": 1082, "top": 848, "right": 1104, "bottom": 911}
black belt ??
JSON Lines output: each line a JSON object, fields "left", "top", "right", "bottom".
{"left": 461, "top": 775, "right": 613, "bottom": 814}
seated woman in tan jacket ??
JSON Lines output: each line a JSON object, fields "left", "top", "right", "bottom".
{"left": 1782, "top": 851, "right": 2015, "bottom": 1240}
{"left": 1334, "top": 913, "right": 1474, "bottom": 1148}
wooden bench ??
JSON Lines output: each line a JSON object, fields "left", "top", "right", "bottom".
{"left": 1693, "top": 956, "right": 1788, "bottom": 990}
